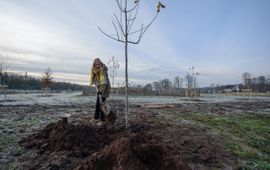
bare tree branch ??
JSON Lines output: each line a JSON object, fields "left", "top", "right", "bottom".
{"left": 112, "top": 21, "right": 120, "bottom": 40}
{"left": 127, "top": 9, "right": 132, "bottom": 29}
{"left": 98, "top": 27, "right": 126, "bottom": 43}
{"left": 136, "top": 12, "right": 159, "bottom": 43}
{"left": 116, "top": 0, "right": 124, "bottom": 12}
{"left": 127, "top": 3, "right": 139, "bottom": 33}
{"left": 119, "top": 0, "right": 123, "bottom": 39}
{"left": 113, "top": 12, "right": 125, "bottom": 36}
{"left": 126, "top": 3, "right": 138, "bottom": 13}
{"left": 116, "top": 0, "right": 124, "bottom": 40}
{"left": 128, "top": 12, "right": 159, "bottom": 36}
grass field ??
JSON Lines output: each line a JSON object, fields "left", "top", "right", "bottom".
{"left": 176, "top": 111, "right": 270, "bottom": 169}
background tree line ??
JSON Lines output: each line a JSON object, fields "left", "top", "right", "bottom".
{"left": 1, "top": 70, "right": 269, "bottom": 94}
{"left": 116, "top": 72, "right": 270, "bottom": 95}
{"left": 241, "top": 72, "right": 270, "bottom": 93}
{"left": 116, "top": 76, "right": 187, "bottom": 96}
{"left": 0, "top": 72, "right": 87, "bottom": 91}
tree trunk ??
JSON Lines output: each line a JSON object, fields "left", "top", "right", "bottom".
{"left": 112, "top": 65, "right": 115, "bottom": 87}
{"left": 124, "top": 0, "right": 129, "bottom": 129}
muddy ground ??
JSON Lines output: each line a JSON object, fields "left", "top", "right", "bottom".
{"left": 1, "top": 98, "right": 270, "bottom": 169}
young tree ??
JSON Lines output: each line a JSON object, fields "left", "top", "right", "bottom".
{"left": 41, "top": 68, "right": 53, "bottom": 96}
{"left": 107, "top": 56, "right": 120, "bottom": 87}
{"left": 185, "top": 73, "right": 193, "bottom": 89}
{"left": 185, "top": 66, "right": 199, "bottom": 99}
{"left": 99, "top": 0, "right": 165, "bottom": 128}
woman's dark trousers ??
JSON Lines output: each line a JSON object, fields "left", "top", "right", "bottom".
{"left": 94, "top": 95, "right": 106, "bottom": 121}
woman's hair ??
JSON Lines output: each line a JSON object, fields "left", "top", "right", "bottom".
{"left": 90, "top": 58, "right": 105, "bottom": 85}
{"left": 92, "top": 58, "right": 104, "bottom": 70}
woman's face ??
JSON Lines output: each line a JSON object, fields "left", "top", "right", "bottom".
{"left": 94, "top": 60, "right": 101, "bottom": 69}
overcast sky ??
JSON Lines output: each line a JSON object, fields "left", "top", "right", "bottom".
{"left": 0, "top": 0, "right": 269, "bottom": 87}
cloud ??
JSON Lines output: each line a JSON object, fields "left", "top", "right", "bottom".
{"left": 0, "top": 1, "right": 116, "bottom": 83}
{"left": 0, "top": 0, "right": 179, "bottom": 86}
{"left": 0, "top": 0, "right": 269, "bottom": 88}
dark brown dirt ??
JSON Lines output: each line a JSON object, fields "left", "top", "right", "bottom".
{"left": 20, "top": 117, "right": 116, "bottom": 157}
{"left": 73, "top": 133, "right": 189, "bottom": 170}
{"left": 19, "top": 107, "right": 238, "bottom": 170}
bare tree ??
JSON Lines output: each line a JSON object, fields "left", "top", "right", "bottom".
{"left": 143, "top": 83, "right": 153, "bottom": 94}
{"left": 242, "top": 72, "right": 252, "bottom": 89}
{"left": 153, "top": 81, "right": 161, "bottom": 94}
{"left": 174, "top": 76, "right": 183, "bottom": 93}
{"left": 185, "top": 66, "right": 199, "bottom": 99}
{"left": 135, "top": 84, "right": 142, "bottom": 93}
{"left": 99, "top": 0, "right": 165, "bottom": 128}
{"left": 210, "top": 83, "right": 215, "bottom": 94}
{"left": 267, "top": 75, "right": 270, "bottom": 84}
{"left": 174, "top": 76, "right": 179, "bottom": 88}
{"left": 24, "top": 72, "right": 28, "bottom": 90}
{"left": 41, "top": 68, "right": 53, "bottom": 96}
{"left": 258, "top": 75, "right": 266, "bottom": 92}
{"left": 190, "top": 66, "right": 199, "bottom": 89}
{"left": 107, "top": 56, "right": 120, "bottom": 87}
{"left": 185, "top": 73, "right": 193, "bottom": 88}
{"left": 160, "top": 78, "right": 172, "bottom": 94}
{"left": 0, "top": 55, "right": 10, "bottom": 85}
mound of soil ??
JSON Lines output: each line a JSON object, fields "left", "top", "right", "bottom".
{"left": 74, "top": 133, "right": 188, "bottom": 170}
{"left": 19, "top": 114, "right": 237, "bottom": 169}
{"left": 20, "top": 118, "right": 116, "bottom": 157}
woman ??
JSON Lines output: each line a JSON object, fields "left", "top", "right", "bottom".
{"left": 90, "top": 58, "right": 111, "bottom": 122}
